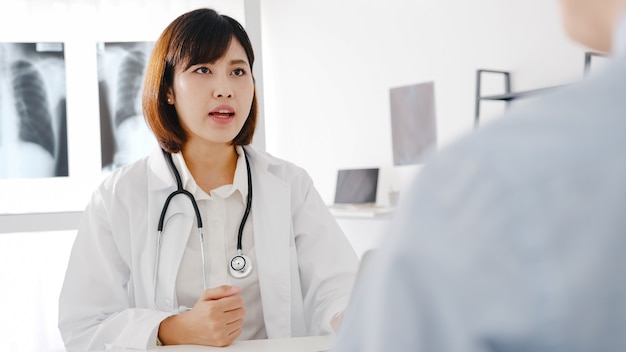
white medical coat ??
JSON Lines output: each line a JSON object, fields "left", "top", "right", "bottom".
{"left": 58, "top": 145, "right": 358, "bottom": 351}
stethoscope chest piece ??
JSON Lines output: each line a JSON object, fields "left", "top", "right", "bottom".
{"left": 230, "top": 253, "right": 253, "bottom": 279}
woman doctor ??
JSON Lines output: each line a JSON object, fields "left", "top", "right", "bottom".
{"left": 58, "top": 8, "right": 358, "bottom": 351}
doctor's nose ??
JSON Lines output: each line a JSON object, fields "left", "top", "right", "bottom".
{"left": 215, "top": 91, "right": 233, "bottom": 98}
{"left": 213, "top": 81, "right": 233, "bottom": 99}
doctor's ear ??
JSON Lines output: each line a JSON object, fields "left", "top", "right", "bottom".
{"left": 166, "top": 89, "right": 175, "bottom": 105}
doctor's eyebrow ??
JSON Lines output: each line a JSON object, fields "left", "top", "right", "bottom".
{"left": 229, "top": 59, "right": 249, "bottom": 66}
{"left": 190, "top": 59, "right": 249, "bottom": 67}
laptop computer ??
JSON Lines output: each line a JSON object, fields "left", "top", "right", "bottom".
{"left": 329, "top": 168, "right": 390, "bottom": 217}
{"left": 333, "top": 168, "right": 378, "bottom": 206}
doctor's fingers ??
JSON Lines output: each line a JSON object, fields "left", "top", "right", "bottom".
{"left": 200, "top": 285, "right": 241, "bottom": 301}
{"left": 209, "top": 323, "right": 242, "bottom": 347}
{"left": 196, "top": 309, "right": 244, "bottom": 347}
{"left": 220, "top": 313, "right": 244, "bottom": 344}
{"left": 223, "top": 306, "right": 246, "bottom": 326}
{"left": 226, "top": 319, "right": 244, "bottom": 339}
{"left": 197, "top": 293, "right": 245, "bottom": 313}
{"left": 194, "top": 297, "right": 246, "bottom": 323}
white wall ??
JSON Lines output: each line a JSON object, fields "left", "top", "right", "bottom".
{"left": 260, "top": 0, "right": 587, "bottom": 205}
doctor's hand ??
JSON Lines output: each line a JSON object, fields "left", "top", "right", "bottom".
{"left": 331, "top": 310, "right": 346, "bottom": 332}
{"left": 158, "top": 285, "right": 245, "bottom": 347}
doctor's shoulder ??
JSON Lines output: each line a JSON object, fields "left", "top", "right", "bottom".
{"left": 247, "top": 147, "right": 314, "bottom": 188}
{"left": 93, "top": 155, "right": 152, "bottom": 203}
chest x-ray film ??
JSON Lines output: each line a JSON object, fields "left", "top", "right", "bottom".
{"left": 0, "top": 42, "right": 68, "bottom": 179}
{"left": 97, "top": 41, "right": 156, "bottom": 173}
{"left": 389, "top": 81, "right": 437, "bottom": 165}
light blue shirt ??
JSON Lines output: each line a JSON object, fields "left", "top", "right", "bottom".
{"left": 334, "top": 12, "right": 626, "bottom": 352}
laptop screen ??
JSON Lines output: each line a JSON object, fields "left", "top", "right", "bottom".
{"left": 333, "top": 168, "right": 379, "bottom": 205}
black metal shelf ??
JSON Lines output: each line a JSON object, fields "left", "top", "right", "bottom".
{"left": 480, "top": 86, "right": 562, "bottom": 101}
{"left": 474, "top": 52, "right": 605, "bottom": 127}
{"left": 474, "top": 69, "right": 512, "bottom": 127}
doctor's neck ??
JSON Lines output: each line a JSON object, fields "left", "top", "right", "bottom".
{"left": 181, "top": 142, "right": 238, "bottom": 191}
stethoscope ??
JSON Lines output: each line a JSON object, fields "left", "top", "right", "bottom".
{"left": 153, "top": 148, "right": 253, "bottom": 311}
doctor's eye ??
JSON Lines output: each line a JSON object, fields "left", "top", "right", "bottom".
{"left": 232, "top": 68, "right": 246, "bottom": 76}
{"left": 194, "top": 66, "right": 211, "bottom": 74}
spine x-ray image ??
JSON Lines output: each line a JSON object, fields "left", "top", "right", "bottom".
{"left": 0, "top": 42, "right": 68, "bottom": 179}
{"left": 97, "top": 41, "right": 156, "bottom": 173}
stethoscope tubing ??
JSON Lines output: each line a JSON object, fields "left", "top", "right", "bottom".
{"left": 237, "top": 151, "right": 252, "bottom": 251}
{"left": 153, "top": 147, "right": 252, "bottom": 312}
{"left": 158, "top": 151, "right": 203, "bottom": 230}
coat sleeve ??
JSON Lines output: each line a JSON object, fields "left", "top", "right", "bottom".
{"left": 58, "top": 187, "right": 171, "bottom": 351}
{"left": 290, "top": 170, "right": 359, "bottom": 335}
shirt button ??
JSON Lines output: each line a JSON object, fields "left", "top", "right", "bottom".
{"left": 164, "top": 299, "right": 171, "bottom": 307}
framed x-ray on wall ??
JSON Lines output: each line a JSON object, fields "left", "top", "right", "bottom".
{"left": 0, "top": 42, "right": 68, "bottom": 179}
{"left": 97, "top": 41, "right": 157, "bottom": 173}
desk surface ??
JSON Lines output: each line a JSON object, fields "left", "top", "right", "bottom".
{"left": 329, "top": 205, "right": 393, "bottom": 218}
{"left": 99, "top": 335, "right": 334, "bottom": 352}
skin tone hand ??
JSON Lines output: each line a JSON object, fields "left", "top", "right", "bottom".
{"left": 331, "top": 310, "right": 346, "bottom": 332}
{"left": 158, "top": 285, "right": 245, "bottom": 347}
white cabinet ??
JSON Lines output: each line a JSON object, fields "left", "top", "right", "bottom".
{"left": 332, "top": 210, "right": 393, "bottom": 259}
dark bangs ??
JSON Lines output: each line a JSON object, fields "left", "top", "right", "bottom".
{"left": 165, "top": 9, "right": 234, "bottom": 80}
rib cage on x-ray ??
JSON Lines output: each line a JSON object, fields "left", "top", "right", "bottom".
{"left": 10, "top": 60, "right": 55, "bottom": 157}
{"left": 0, "top": 42, "right": 68, "bottom": 179}
{"left": 98, "top": 41, "right": 155, "bottom": 172}
{"left": 115, "top": 50, "right": 146, "bottom": 127}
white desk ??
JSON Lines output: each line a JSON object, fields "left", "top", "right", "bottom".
{"left": 98, "top": 335, "right": 334, "bottom": 352}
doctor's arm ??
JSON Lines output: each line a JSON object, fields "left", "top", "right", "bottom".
{"left": 58, "top": 189, "right": 171, "bottom": 351}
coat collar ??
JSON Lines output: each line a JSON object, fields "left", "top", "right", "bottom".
{"left": 147, "top": 145, "right": 281, "bottom": 190}
{"left": 147, "top": 147, "right": 175, "bottom": 191}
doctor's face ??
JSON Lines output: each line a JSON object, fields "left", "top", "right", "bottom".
{"left": 167, "top": 37, "right": 254, "bottom": 148}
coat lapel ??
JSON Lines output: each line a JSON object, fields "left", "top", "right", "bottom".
{"left": 245, "top": 146, "right": 293, "bottom": 338}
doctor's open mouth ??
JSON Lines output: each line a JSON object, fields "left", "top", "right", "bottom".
{"left": 210, "top": 105, "right": 235, "bottom": 119}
